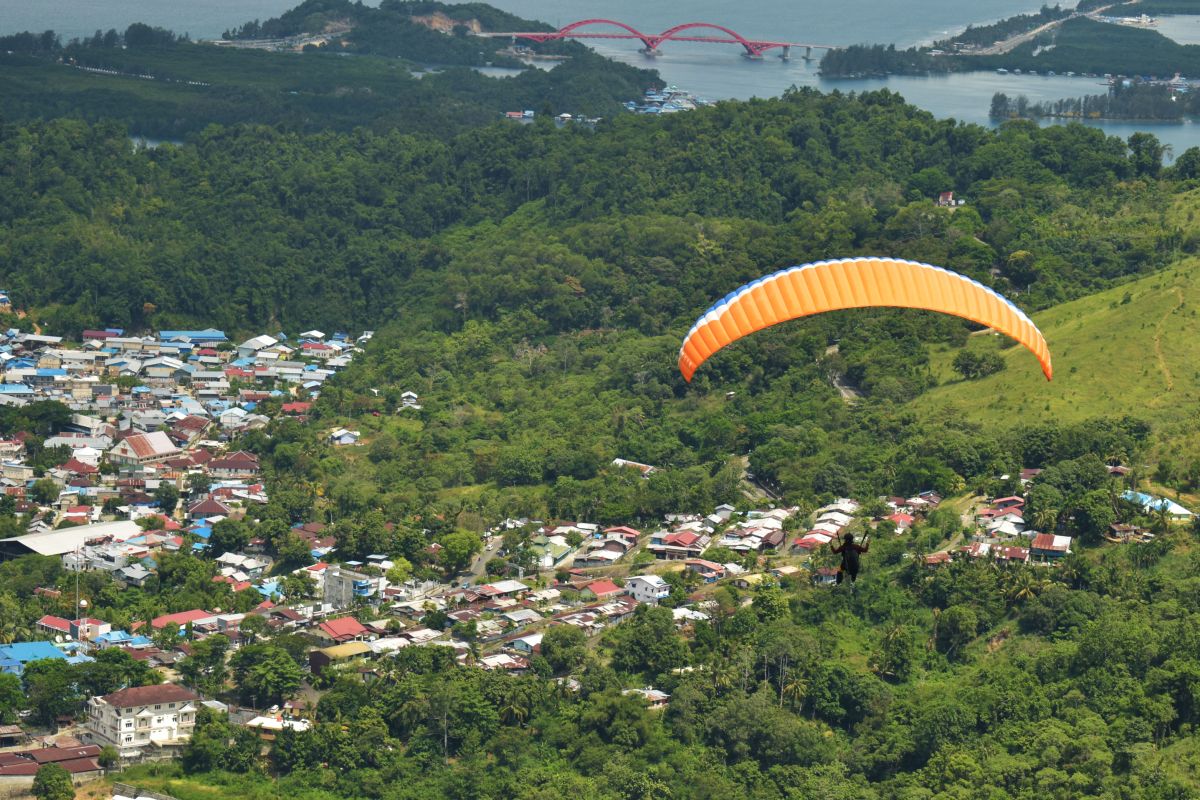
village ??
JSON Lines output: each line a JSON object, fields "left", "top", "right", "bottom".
{"left": 0, "top": 316, "right": 1193, "bottom": 796}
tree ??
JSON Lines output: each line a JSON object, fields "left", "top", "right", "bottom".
{"left": 541, "top": 624, "right": 587, "bottom": 674}
{"left": 30, "top": 478, "right": 59, "bottom": 506}
{"left": 153, "top": 622, "right": 181, "bottom": 652}
{"left": 98, "top": 745, "right": 119, "bottom": 769}
{"left": 385, "top": 557, "right": 413, "bottom": 585}
{"left": 231, "top": 644, "right": 304, "bottom": 707}
{"left": 239, "top": 614, "right": 269, "bottom": 644}
{"left": 154, "top": 481, "right": 180, "bottom": 513}
{"left": 1128, "top": 131, "right": 1164, "bottom": 178}
{"left": 952, "top": 350, "right": 1005, "bottom": 380}
{"left": 208, "top": 518, "right": 250, "bottom": 556}
{"left": 23, "top": 659, "right": 82, "bottom": 726}
{"left": 610, "top": 605, "right": 687, "bottom": 677}
{"left": 935, "top": 604, "right": 978, "bottom": 660}
{"left": 0, "top": 672, "right": 24, "bottom": 723}
{"left": 31, "top": 763, "right": 73, "bottom": 800}
{"left": 178, "top": 634, "right": 229, "bottom": 696}
{"left": 439, "top": 530, "right": 482, "bottom": 575}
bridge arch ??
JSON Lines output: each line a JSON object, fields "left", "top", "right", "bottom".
{"left": 547, "top": 18, "right": 658, "bottom": 51}
{"left": 652, "top": 22, "right": 775, "bottom": 56}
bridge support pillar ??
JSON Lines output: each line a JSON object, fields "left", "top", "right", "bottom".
{"left": 780, "top": 45, "right": 790, "bottom": 61}
{"left": 638, "top": 46, "right": 662, "bottom": 56}
{"left": 802, "top": 46, "right": 813, "bottom": 61}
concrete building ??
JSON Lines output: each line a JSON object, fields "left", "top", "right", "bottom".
{"left": 85, "top": 683, "right": 199, "bottom": 757}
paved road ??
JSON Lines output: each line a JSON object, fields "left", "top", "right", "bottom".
{"left": 968, "top": 5, "right": 1116, "bottom": 56}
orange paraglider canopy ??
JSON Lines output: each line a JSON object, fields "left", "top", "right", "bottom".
{"left": 678, "top": 257, "right": 1052, "bottom": 382}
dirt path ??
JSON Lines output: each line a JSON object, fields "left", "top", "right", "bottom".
{"left": 824, "top": 344, "right": 861, "bottom": 403}
{"left": 1153, "top": 286, "right": 1184, "bottom": 392}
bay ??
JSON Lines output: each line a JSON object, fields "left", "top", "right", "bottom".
{"left": 3, "top": 0, "right": 1199, "bottom": 152}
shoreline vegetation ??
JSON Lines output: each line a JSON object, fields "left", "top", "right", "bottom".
{"left": 990, "top": 83, "right": 1198, "bottom": 122}
{"left": 820, "top": 5, "right": 1200, "bottom": 81}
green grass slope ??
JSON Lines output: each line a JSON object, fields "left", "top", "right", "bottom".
{"left": 916, "top": 256, "right": 1200, "bottom": 452}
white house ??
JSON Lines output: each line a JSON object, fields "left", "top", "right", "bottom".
{"left": 625, "top": 574, "right": 670, "bottom": 605}
{"left": 85, "top": 683, "right": 200, "bottom": 756}
{"left": 328, "top": 428, "right": 360, "bottom": 446}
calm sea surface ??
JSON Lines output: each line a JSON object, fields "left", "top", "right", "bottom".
{"left": 3, "top": 0, "right": 1199, "bottom": 152}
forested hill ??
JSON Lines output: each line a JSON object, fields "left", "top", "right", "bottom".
{"left": 0, "top": 0, "right": 654, "bottom": 139}
{"left": 0, "top": 93, "right": 1185, "bottom": 336}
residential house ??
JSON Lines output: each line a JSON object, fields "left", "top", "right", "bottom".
{"left": 1030, "top": 533, "right": 1072, "bottom": 560}
{"left": 510, "top": 632, "right": 543, "bottom": 655}
{"left": 208, "top": 451, "right": 260, "bottom": 480}
{"left": 187, "top": 497, "right": 231, "bottom": 521}
{"left": 647, "top": 529, "right": 710, "bottom": 561}
{"left": 84, "top": 683, "right": 199, "bottom": 756}
{"left": 582, "top": 579, "right": 622, "bottom": 601}
{"left": 625, "top": 574, "right": 670, "bottom": 605}
{"left": 323, "top": 564, "right": 384, "bottom": 608}
{"left": 315, "top": 616, "right": 370, "bottom": 644}
{"left": 685, "top": 559, "right": 725, "bottom": 583}
{"left": 328, "top": 428, "right": 361, "bottom": 446}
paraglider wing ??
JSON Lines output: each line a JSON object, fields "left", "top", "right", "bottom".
{"left": 678, "top": 257, "right": 1052, "bottom": 381}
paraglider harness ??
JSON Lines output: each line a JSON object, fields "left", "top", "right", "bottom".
{"left": 831, "top": 531, "right": 869, "bottom": 586}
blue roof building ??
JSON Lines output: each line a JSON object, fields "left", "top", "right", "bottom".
{"left": 0, "top": 641, "right": 68, "bottom": 675}
{"left": 158, "top": 329, "right": 227, "bottom": 343}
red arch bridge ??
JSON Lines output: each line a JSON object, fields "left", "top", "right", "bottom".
{"left": 479, "top": 19, "right": 839, "bottom": 60}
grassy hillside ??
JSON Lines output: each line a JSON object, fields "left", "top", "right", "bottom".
{"left": 917, "top": 254, "right": 1200, "bottom": 453}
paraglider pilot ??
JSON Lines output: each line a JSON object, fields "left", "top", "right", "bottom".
{"left": 831, "top": 532, "right": 869, "bottom": 585}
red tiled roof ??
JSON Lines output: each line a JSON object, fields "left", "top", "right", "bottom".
{"left": 318, "top": 616, "right": 368, "bottom": 640}
{"left": 150, "top": 609, "right": 211, "bottom": 629}
{"left": 101, "top": 684, "right": 199, "bottom": 708}
{"left": 188, "top": 498, "right": 231, "bottom": 517}
{"left": 586, "top": 580, "right": 621, "bottom": 597}
{"left": 59, "top": 458, "right": 99, "bottom": 475}
{"left": 665, "top": 531, "right": 700, "bottom": 547}
{"left": 36, "top": 614, "right": 71, "bottom": 632}
{"left": 281, "top": 402, "right": 312, "bottom": 414}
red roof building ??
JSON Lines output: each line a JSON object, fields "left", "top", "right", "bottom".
{"left": 59, "top": 458, "right": 99, "bottom": 475}
{"left": 584, "top": 580, "right": 622, "bottom": 600}
{"left": 317, "top": 616, "right": 369, "bottom": 643}
{"left": 35, "top": 614, "right": 72, "bottom": 635}
{"left": 187, "top": 497, "right": 232, "bottom": 520}
{"left": 147, "top": 609, "right": 212, "bottom": 630}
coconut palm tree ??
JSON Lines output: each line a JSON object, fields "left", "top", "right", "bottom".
{"left": 1006, "top": 569, "right": 1040, "bottom": 603}
{"left": 781, "top": 675, "right": 808, "bottom": 712}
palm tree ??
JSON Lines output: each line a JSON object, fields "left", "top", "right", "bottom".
{"left": 781, "top": 675, "right": 808, "bottom": 712}
{"left": 1032, "top": 507, "right": 1058, "bottom": 533}
{"left": 1007, "top": 569, "right": 1039, "bottom": 603}
{"left": 1151, "top": 504, "right": 1172, "bottom": 537}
